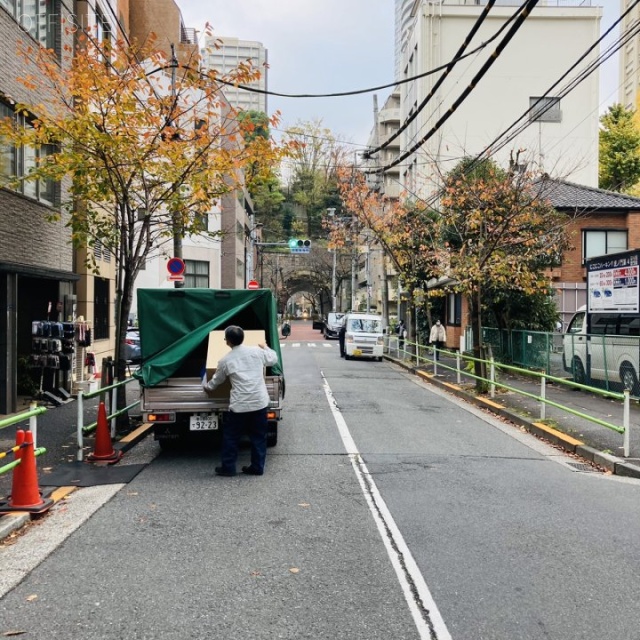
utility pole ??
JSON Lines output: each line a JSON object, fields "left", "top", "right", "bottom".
{"left": 169, "top": 43, "right": 183, "bottom": 289}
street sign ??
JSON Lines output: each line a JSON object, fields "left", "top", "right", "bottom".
{"left": 247, "top": 279, "right": 260, "bottom": 290}
{"left": 167, "top": 257, "right": 185, "bottom": 276}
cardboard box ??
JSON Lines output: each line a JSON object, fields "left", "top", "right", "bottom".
{"left": 204, "top": 329, "right": 266, "bottom": 399}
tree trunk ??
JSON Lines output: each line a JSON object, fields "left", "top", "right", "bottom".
{"left": 470, "top": 286, "right": 488, "bottom": 392}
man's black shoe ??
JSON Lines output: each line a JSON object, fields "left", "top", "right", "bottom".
{"left": 241, "top": 466, "right": 263, "bottom": 476}
{"left": 215, "top": 466, "right": 236, "bottom": 477}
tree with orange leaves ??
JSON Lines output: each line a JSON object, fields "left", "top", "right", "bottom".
{"left": 0, "top": 32, "right": 287, "bottom": 382}
{"left": 440, "top": 157, "right": 571, "bottom": 387}
{"left": 334, "top": 167, "right": 440, "bottom": 322}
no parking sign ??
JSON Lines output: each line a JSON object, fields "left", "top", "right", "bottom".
{"left": 167, "top": 257, "right": 185, "bottom": 282}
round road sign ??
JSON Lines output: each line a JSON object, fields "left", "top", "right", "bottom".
{"left": 247, "top": 280, "right": 259, "bottom": 290}
{"left": 167, "top": 257, "right": 185, "bottom": 276}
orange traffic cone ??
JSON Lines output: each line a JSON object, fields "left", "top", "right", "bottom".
{"left": 87, "top": 401, "right": 122, "bottom": 464}
{"left": 0, "top": 429, "right": 53, "bottom": 514}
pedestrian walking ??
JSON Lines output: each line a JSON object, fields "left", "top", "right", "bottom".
{"left": 429, "top": 319, "right": 447, "bottom": 361}
{"left": 396, "top": 320, "right": 406, "bottom": 351}
{"left": 338, "top": 319, "right": 347, "bottom": 358}
{"left": 202, "top": 325, "right": 278, "bottom": 477}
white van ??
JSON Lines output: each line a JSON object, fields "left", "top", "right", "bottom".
{"left": 563, "top": 305, "right": 640, "bottom": 394}
{"left": 343, "top": 312, "right": 384, "bottom": 361}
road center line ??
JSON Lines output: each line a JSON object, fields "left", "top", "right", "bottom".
{"left": 321, "top": 371, "right": 453, "bottom": 640}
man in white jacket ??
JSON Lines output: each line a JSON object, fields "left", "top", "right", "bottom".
{"left": 429, "top": 320, "right": 447, "bottom": 361}
{"left": 202, "top": 325, "right": 278, "bottom": 477}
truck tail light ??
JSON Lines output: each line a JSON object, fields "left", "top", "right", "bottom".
{"left": 267, "top": 411, "right": 277, "bottom": 420}
{"left": 145, "top": 412, "right": 175, "bottom": 423}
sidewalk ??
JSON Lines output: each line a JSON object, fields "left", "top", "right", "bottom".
{"left": 386, "top": 348, "right": 640, "bottom": 478}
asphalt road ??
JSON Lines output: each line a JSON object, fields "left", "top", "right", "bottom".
{"left": 2, "top": 320, "right": 640, "bottom": 639}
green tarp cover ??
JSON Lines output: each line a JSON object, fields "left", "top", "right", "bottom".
{"left": 136, "top": 288, "right": 284, "bottom": 387}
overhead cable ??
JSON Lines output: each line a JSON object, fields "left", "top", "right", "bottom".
{"left": 367, "top": 0, "right": 540, "bottom": 175}
{"left": 365, "top": 0, "right": 501, "bottom": 159}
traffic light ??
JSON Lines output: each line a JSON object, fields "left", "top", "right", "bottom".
{"left": 288, "top": 238, "right": 311, "bottom": 253}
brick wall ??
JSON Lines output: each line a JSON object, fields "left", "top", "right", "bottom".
{"left": 554, "top": 211, "right": 636, "bottom": 284}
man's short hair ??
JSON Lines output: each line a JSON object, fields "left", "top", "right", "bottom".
{"left": 224, "top": 325, "right": 244, "bottom": 346}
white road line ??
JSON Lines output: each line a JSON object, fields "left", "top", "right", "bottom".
{"left": 291, "top": 343, "right": 301, "bottom": 348}
{"left": 308, "top": 343, "right": 317, "bottom": 348}
{"left": 323, "top": 343, "right": 333, "bottom": 348}
{"left": 321, "top": 371, "right": 452, "bottom": 640}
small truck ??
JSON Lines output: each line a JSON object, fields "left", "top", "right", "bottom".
{"left": 136, "top": 288, "right": 285, "bottom": 450}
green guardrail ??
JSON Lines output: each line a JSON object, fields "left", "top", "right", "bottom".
{"left": 384, "top": 335, "right": 632, "bottom": 457}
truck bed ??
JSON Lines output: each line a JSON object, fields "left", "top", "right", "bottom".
{"left": 141, "top": 376, "right": 283, "bottom": 413}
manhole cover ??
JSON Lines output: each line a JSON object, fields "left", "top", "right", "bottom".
{"left": 566, "top": 462, "right": 598, "bottom": 473}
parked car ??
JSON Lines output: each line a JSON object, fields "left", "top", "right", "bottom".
{"left": 125, "top": 328, "right": 141, "bottom": 363}
{"left": 312, "top": 315, "right": 325, "bottom": 331}
{"left": 324, "top": 312, "right": 345, "bottom": 339}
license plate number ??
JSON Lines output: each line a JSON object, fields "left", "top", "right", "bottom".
{"left": 189, "top": 413, "right": 217, "bottom": 431}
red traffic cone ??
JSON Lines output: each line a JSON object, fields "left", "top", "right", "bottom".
{"left": 0, "top": 429, "right": 53, "bottom": 515}
{"left": 87, "top": 402, "right": 122, "bottom": 464}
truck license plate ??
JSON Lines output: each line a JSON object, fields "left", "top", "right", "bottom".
{"left": 353, "top": 349, "right": 362, "bottom": 356}
{"left": 189, "top": 413, "right": 217, "bottom": 431}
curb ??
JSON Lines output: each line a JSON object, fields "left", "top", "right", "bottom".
{"left": 386, "top": 355, "right": 640, "bottom": 480}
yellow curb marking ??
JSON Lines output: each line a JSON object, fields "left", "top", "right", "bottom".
{"left": 532, "top": 422, "right": 583, "bottom": 447}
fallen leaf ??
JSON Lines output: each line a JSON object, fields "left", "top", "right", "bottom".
{"left": 127, "top": 492, "right": 138, "bottom": 496}
{"left": 250, "top": 570, "right": 263, "bottom": 577}
{"left": 26, "top": 594, "right": 37, "bottom": 602}
{"left": 298, "top": 503, "right": 310, "bottom": 508}
{"left": 2, "top": 630, "right": 27, "bottom": 636}
{"left": 289, "top": 567, "right": 300, "bottom": 574}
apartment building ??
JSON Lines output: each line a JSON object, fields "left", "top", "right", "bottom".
{"left": 620, "top": 0, "right": 640, "bottom": 109}
{"left": 201, "top": 36, "right": 268, "bottom": 113}
{"left": 399, "top": 1, "right": 602, "bottom": 198}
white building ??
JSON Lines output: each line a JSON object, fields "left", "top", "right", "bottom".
{"left": 620, "top": 0, "right": 640, "bottom": 109}
{"left": 201, "top": 36, "right": 268, "bottom": 113}
{"left": 398, "top": 1, "right": 602, "bottom": 198}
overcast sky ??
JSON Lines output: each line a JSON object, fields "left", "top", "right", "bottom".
{"left": 179, "top": 0, "right": 620, "bottom": 152}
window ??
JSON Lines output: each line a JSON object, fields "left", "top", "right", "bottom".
{"left": 583, "top": 230, "right": 628, "bottom": 262}
{"left": 589, "top": 314, "right": 618, "bottom": 336}
{"left": 94, "top": 239, "right": 111, "bottom": 263}
{"left": 5, "top": 0, "right": 61, "bottom": 51}
{"left": 0, "top": 102, "right": 57, "bottom": 205}
{"left": 446, "top": 292, "right": 462, "bottom": 327}
{"left": 529, "top": 97, "right": 562, "bottom": 123}
{"left": 93, "top": 277, "right": 110, "bottom": 340}
{"left": 184, "top": 260, "right": 209, "bottom": 288}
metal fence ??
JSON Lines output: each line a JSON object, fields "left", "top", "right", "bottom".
{"left": 383, "top": 333, "right": 633, "bottom": 456}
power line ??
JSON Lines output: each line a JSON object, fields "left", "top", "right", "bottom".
{"left": 368, "top": 0, "right": 540, "bottom": 175}
{"left": 365, "top": 0, "right": 506, "bottom": 159}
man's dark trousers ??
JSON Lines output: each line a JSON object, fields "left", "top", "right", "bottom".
{"left": 220, "top": 407, "right": 268, "bottom": 474}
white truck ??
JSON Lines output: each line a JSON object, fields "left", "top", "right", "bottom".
{"left": 343, "top": 312, "right": 384, "bottom": 361}
{"left": 136, "top": 288, "right": 285, "bottom": 450}
{"left": 563, "top": 249, "right": 640, "bottom": 394}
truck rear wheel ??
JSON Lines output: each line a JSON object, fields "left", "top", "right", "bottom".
{"left": 267, "top": 421, "right": 278, "bottom": 447}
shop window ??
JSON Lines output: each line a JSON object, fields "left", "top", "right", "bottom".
{"left": 185, "top": 260, "right": 209, "bottom": 288}
{"left": 93, "top": 277, "right": 109, "bottom": 340}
